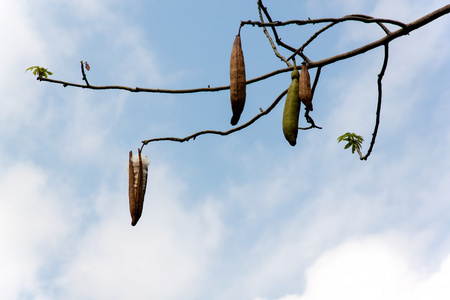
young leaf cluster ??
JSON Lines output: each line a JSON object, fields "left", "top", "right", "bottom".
{"left": 337, "top": 132, "right": 364, "bottom": 154}
{"left": 26, "top": 66, "right": 53, "bottom": 78}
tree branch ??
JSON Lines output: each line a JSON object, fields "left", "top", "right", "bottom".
{"left": 80, "top": 61, "right": 90, "bottom": 86}
{"left": 241, "top": 15, "right": 407, "bottom": 29}
{"left": 37, "top": 4, "right": 450, "bottom": 95}
{"left": 33, "top": 4, "right": 450, "bottom": 159}
{"left": 257, "top": 1, "right": 292, "bottom": 67}
{"left": 311, "top": 4, "right": 450, "bottom": 68}
{"left": 360, "top": 43, "right": 389, "bottom": 160}
{"left": 141, "top": 89, "right": 287, "bottom": 146}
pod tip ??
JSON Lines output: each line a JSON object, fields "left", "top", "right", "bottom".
{"left": 230, "top": 115, "right": 240, "bottom": 126}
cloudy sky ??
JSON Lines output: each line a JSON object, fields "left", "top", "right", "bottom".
{"left": 1, "top": 0, "right": 450, "bottom": 299}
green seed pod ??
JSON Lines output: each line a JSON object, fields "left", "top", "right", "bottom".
{"left": 229, "top": 34, "right": 246, "bottom": 126}
{"left": 282, "top": 65, "right": 300, "bottom": 146}
{"left": 299, "top": 64, "right": 313, "bottom": 111}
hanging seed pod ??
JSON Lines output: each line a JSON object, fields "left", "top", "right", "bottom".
{"left": 229, "top": 34, "right": 246, "bottom": 126}
{"left": 128, "top": 149, "right": 150, "bottom": 226}
{"left": 299, "top": 63, "right": 313, "bottom": 111}
{"left": 282, "top": 64, "right": 300, "bottom": 146}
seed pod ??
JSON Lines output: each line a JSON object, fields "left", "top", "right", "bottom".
{"left": 299, "top": 64, "right": 313, "bottom": 111}
{"left": 229, "top": 34, "right": 246, "bottom": 126}
{"left": 282, "top": 65, "right": 300, "bottom": 146}
{"left": 128, "top": 149, "right": 150, "bottom": 226}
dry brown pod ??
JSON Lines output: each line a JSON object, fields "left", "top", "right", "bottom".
{"left": 128, "top": 149, "right": 150, "bottom": 226}
{"left": 299, "top": 64, "right": 313, "bottom": 111}
{"left": 229, "top": 34, "right": 246, "bottom": 126}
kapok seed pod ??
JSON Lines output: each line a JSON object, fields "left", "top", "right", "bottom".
{"left": 229, "top": 34, "right": 246, "bottom": 126}
{"left": 282, "top": 65, "right": 300, "bottom": 146}
{"left": 128, "top": 149, "right": 150, "bottom": 226}
{"left": 299, "top": 64, "right": 313, "bottom": 111}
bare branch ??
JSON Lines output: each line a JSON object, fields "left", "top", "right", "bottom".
{"left": 37, "top": 5, "right": 450, "bottom": 95}
{"left": 80, "top": 61, "right": 90, "bottom": 86}
{"left": 311, "top": 4, "right": 450, "bottom": 68}
{"left": 311, "top": 66, "right": 321, "bottom": 98}
{"left": 141, "top": 89, "right": 288, "bottom": 146}
{"left": 360, "top": 43, "right": 389, "bottom": 160}
{"left": 241, "top": 14, "right": 407, "bottom": 29}
{"left": 257, "top": 2, "right": 292, "bottom": 67}
{"left": 256, "top": 0, "right": 297, "bottom": 54}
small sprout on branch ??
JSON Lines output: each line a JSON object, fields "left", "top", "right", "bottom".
{"left": 26, "top": 66, "right": 53, "bottom": 78}
{"left": 337, "top": 132, "right": 364, "bottom": 154}
{"left": 80, "top": 60, "right": 90, "bottom": 86}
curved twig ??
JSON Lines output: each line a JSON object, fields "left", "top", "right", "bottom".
{"left": 360, "top": 43, "right": 389, "bottom": 160}
{"left": 141, "top": 89, "right": 288, "bottom": 145}
{"left": 256, "top": 0, "right": 301, "bottom": 57}
{"left": 241, "top": 15, "right": 407, "bottom": 29}
{"left": 257, "top": 2, "right": 292, "bottom": 67}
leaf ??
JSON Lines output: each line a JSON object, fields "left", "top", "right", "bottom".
{"left": 338, "top": 132, "right": 364, "bottom": 155}
{"left": 26, "top": 66, "right": 53, "bottom": 78}
{"left": 25, "top": 66, "right": 39, "bottom": 73}
{"left": 337, "top": 132, "right": 351, "bottom": 143}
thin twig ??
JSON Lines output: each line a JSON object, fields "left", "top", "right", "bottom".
{"left": 38, "top": 66, "right": 292, "bottom": 93}
{"left": 80, "top": 61, "right": 90, "bottom": 86}
{"left": 299, "top": 125, "right": 322, "bottom": 130}
{"left": 141, "top": 89, "right": 288, "bottom": 146}
{"left": 360, "top": 43, "right": 389, "bottom": 160}
{"left": 311, "top": 65, "right": 321, "bottom": 98}
{"left": 288, "top": 16, "right": 390, "bottom": 63}
{"left": 257, "top": 2, "right": 291, "bottom": 67}
{"left": 256, "top": 0, "right": 310, "bottom": 62}
{"left": 288, "top": 22, "right": 338, "bottom": 62}
{"left": 301, "top": 110, "right": 322, "bottom": 130}
{"left": 241, "top": 15, "right": 407, "bottom": 29}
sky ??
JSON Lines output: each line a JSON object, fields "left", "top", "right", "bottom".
{"left": 1, "top": 0, "right": 450, "bottom": 299}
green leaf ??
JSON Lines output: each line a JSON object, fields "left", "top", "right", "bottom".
{"left": 25, "top": 66, "right": 39, "bottom": 72}
{"left": 26, "top": 66, "right": 53, "bottom": 78}
{"left": 338, "top": 132, "right": 364, "bottom": 155}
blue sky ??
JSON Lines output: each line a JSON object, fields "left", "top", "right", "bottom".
{"left": 1, "top": 0, "right": 450, "bottom": 299}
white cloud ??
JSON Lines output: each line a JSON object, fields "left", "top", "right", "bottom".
{"left": 0, "top": 152, "right": 225, "bottom": 299}
{"left": 254, "top": 236, "right": 450, "bottom": 300}
{"left": 46, "top": 163, "right": 224, "bottom": 300}
{"left": 0, "top": 160, "right": 78, "bottom": 299}
{"left": 0, "top": 1, "right": 205, "bottom": 299}
{"left": 300, "top": 237, "right": 414, "bottom": 300}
